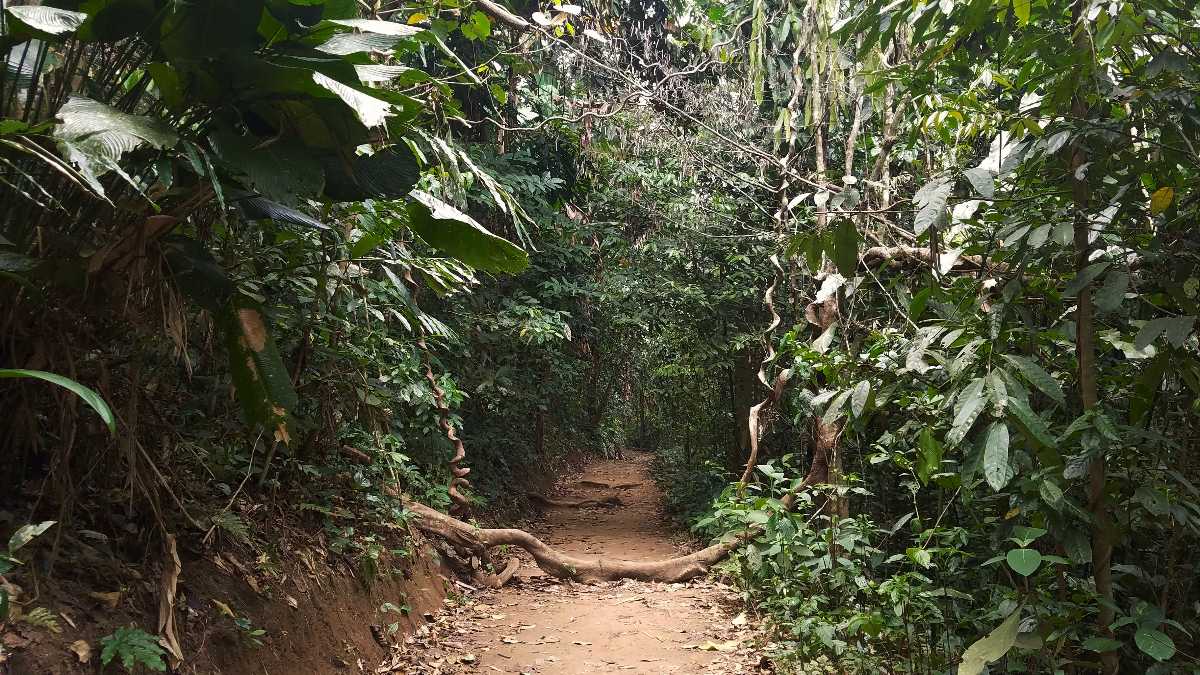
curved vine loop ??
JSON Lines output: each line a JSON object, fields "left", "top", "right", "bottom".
{"left": 403, "top": 269, "right": 472, "bottom": 514}
{"left": 738, "top": 253, "right": 794, "bottom": 489}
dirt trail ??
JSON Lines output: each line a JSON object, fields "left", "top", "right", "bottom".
{"left": 382, "top": 452, "right": 767, "bottom": 674}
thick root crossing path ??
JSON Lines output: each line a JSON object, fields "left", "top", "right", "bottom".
{"left": 387, "top": 453, "right": 768, "bottom": 674}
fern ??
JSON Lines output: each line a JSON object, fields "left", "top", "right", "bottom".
{"left": 18, "top": 606, "right": 61, "bottom": 633}
{"left": 100, "top": 626, "right": 166, "bottom": 672}
{"left": 210, "top": 511, "right": 251, "bottom": 544}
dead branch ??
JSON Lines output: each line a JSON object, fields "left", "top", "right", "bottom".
{"left": 528, "top": 493, "right": 623, "bottom": 509}
{"left": 576, "top": 480, "right": 641, "bottom": 490}
{"left": 405, "top": 500, "right": 741, "bottom": 583}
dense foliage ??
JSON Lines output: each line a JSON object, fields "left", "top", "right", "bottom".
{"left": 2, "top": 0, "right": 1200, "bottom": 673}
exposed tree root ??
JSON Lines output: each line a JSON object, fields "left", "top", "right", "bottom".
{"left": 405, "top": 500, "right": 742, "bottom": 583}
{"left": 528, "top": 493, "right": 623, "bottom": 508}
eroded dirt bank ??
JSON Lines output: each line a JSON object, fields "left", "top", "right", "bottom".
{"left": 381, "top": 452, "right": 769, "bottom": 674}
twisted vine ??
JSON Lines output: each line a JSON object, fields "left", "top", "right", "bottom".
{"left": 403, "top": 269, "right": 472, "bottom": 514}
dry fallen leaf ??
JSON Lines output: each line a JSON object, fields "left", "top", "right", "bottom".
{"left": 697, "top": 639, "right": 740, "bottom": 652}
{"left": 731, "top": 612, "right": 748, "bottom": 627}
{"left": 88, "top": 591, "right": 122, "bottom": 608}
{"left": 211, "top": 599, "right": 235, "bottom": 617}
{"left": 68, "top": 640, "right": 91, "bottom": 663}
{"left": 287, "top": 596, "right": 299, "bottom": 609}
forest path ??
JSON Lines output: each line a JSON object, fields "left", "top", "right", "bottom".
{"left": 382, "top": 452, "right": 767, "bottom": 674}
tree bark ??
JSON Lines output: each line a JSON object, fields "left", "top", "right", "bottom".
{"left": 1068, "top": 7, "right": 1116, "bottom": 672}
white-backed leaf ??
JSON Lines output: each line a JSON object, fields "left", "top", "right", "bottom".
{"left": 913, "top": 178, "right": 953, "bottom": 235}
{"left": 963, "top": 167, "right": 995, "bottom": 199}
{"left": 7, "top": 521, "right": 56, "bottom": 554}
{"left": 983, "top": 422, "right": 1011, "bottom": 491}
{"left": 311, "top": 73, "right": 393, "bottom": 128}
{"left": 946, "top": 378, "right": 986, "bottom": 447}
{"left": 325, "top": 19, "right": 423, "bottom": 36}
{"left": 6, "top": 6, "right": 87, "bottom": 35}
{"left": 850, "top": 380, "right": 871, "bottom": 418}
{"left": 53, "top": 97, "right": 177, "bottom": 194}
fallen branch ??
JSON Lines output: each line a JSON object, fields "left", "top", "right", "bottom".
{"left": 528, "top": 493, "right": 623, "bottom": 509}
{"left": 405, "top": 500, "right": 741, "bottom": 583}
{"left": 577, "top": 480, "right": 641, "bottom": 490}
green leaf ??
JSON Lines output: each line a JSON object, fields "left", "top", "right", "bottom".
{"left": 6, "top": 6, "right": 88, "bottom": 35}
{"left": 946, "top": 378, "right": 987, "bottom": 447}
{"left": 7, "top": 521, "right": 56, "bottom": 554}
{"left": 460, "top": 11, "right": 493, "bottom": 40}
{"left": 322, "top": 145, "right": 420, "bottom": 202}
{"left": 1038, "top": 479, "right": 1064, "bottom": 509}
{"left": 311, "top": 73, "right": 394, "bottom": 128}
{"left": 1006, "top": 548, "right": 1041, "bottom": 576}
{"left": 0, "top": 370, "right": 115, "bottom": 433}
{"left": 219, "top": 297, "right": 299, "bottom": 433}
{"left": 917, "top": 428, "right": 943, "bottom": 485}
{"left": 1135, "top": 316, "right": 1196, "bottom": 350}
{"left": 822, "top": 389, "right": 853, "bottom": 426}
{"left": 850, "top": 380, "right": 871, "bottom": 418}
{"left": 53, "top": 97, "right": 178, "bottom": 196}
{"left": 959, "top": 610, "right": 1022, "bottom": 675}
{"left": 1001, "top": 354, "right": 1065, "bottom": 406}
{"left": 1006, "top": 397, "right": 1056, "bottom": 448}
{"left": 832, "top": 219, "right": 859, "bottom": 276}
{"left": 1012, "top": 0, "right": 1031, "bottom": 25}
{"left": 407, "top": 191, "right": 528, "bottom": 273}
{"left": 962, "top": 167, "right": 995, "bottom": 199}
{"left": 913, "top": 178, "right": 952, "bottom": 236}
{"left": 1063, "top": 262, "right": 1110, "bottom": 296}
{"left": 983, "top": 422, "right": 1011, "bottom": 491}
{"left": 1082, "top": 637, "right": 1123, "bottom": 652}
{"left": 1094, "top": 270, "right": 1129, "bottom": 313}
{"left": 1134, "top": 627, "right": 1175, "bottom": 661}
{"left": 209, "top": 130, "right": 324, "bottom": 206}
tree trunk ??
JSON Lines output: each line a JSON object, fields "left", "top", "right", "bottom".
{"left": 1068, "top": 7, "right": 1116, "bottom": 672}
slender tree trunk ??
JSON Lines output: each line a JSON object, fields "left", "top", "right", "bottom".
{"left": 1069, "top": 6, "right": 1116, "bottom": 672}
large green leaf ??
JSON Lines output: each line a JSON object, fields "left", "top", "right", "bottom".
{"left": 1094, "top": 270, "right": 1129, "bottom": 313}
{"left": 913, "top": 177, "right": 952, "bottom": 236}
{"left": 1135, "top": 627, "right": 1176, "bottom": 661}
{"left": 209, "top": 129, "right": 324, "bottom": 206}
{"left": 219, "top": 297, "right": 299, "bottom": 434}
{"left": 1135, "top": 316, "right": 1195, "bottom": 350}
{"left": 959, "top": 610, "right": 1022, "bottom": 675}
{"left": 917, "top": 427, "right": 943, "bottom": 485}
{"left": 322, "top": 145, "right": 420, "bottom": 201}
{"left": 53, "top": 97, "right": 178, "bottom": 196}
{"left": 311, "top": 72, "right": 394, "bottom": 128}
{"left": 831, "top": 219, "right": 859, "bottom": 276}
{"left": 946, "top": 377, "right": 986, "bottom": 447}
{"left": 407, "top": 191, "right": 528, "bottom": 274}
{"left": 1006, "top": 548, "right": 1041, "bottom": 576}
{"left": 0, "top": 370, "right": 115, "bottom": 433}
{"left": 983, "top": 422, "right": 1011, "bottom": 491}
{"left": 6, "top": 6, "right": 87, "bottom": 35}
{"left": 159, "top": 0, "right": 263, "bottom": 60}
{"left": 1001, "top": 354, "right": 1065, "bottom": 406}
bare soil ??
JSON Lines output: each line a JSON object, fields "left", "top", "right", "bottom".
{"left": 383, "top": 452, "right": 770, "bottom": 674}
